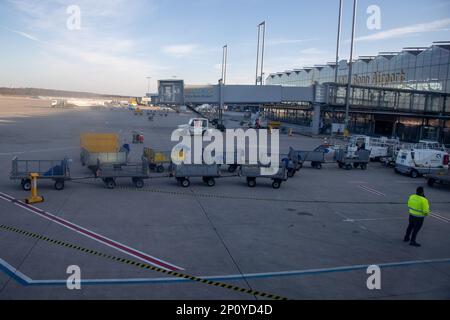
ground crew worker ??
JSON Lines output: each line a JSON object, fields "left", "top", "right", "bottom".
{"left": 404, "top": 187, "right": 429, "bottom": 247}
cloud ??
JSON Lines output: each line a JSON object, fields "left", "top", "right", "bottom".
{"left": 267, "top": 38, "right": 316, "bottom": 46}
{"left": 0, "top": 26, "right": 42, "bottom": 42}
{"left": 299, "top": 47, "right": 327, "bottom": 55}
{"left": 355, "top": 18, "right": 450, "bottom": 42}
{"left": 2, "top": 0, "right": 164, "bottom": 95}
{"left": 162, "top": 44, "right": 198, "bottom": 57}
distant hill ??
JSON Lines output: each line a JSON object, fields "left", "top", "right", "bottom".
{"left": 0, "top": 87, "right": 130, "bottom": 99}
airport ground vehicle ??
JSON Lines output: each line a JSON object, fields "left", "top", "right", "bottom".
{"left": 239, "top": 164, "right": 288, "bottom": 189}
{"left": 395, "top": 149, "right": 449, "bottom": 178}
{"left": 335, "top": 149, "right": 371, "bottom": 170}
{"left": 425, "top": 169, "right": 450, "bottom": 188}
{"left": 143, "top": 148, "right": 173, "bottom": 172}
{"left": 288, "top": 147, "right": 325, "bottom": 174}
{"left": 96, "top": 160, "right": 149, "bottom": 189}
{"left": 347, "top": 135, "right": 398, "bottom": 161}
{"left": 132, "top": 131, "right": 144, "bottom": 144}
{"left": 10, "top": 157, "right": 71, "bottom": 190}
{"left": 80, "top": 133, "right": 128, "bottom": 168}
{"left": 178, "top": 118, "right": 209, "bottom": 135}
{"left": 171, "top": 164, "right": 220, "bottom": 187}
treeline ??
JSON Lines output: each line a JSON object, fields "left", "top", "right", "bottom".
{"left": 0, "top": 87, "right": 128, "bottom": 99}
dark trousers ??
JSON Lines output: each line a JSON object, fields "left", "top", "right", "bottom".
{"left": 405, "top": 215, "right": 425, "bottom": 243}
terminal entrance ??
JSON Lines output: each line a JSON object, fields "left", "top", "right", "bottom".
{"left": 374, "top": 116, "right": 395, "bottom": 136}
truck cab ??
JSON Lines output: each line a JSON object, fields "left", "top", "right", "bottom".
{"left": 178, "top": 118, "right": 209, "bottom": 135}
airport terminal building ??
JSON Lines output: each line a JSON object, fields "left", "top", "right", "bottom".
{"left": 265, "top": 42, "right": 450, "bottom": 144}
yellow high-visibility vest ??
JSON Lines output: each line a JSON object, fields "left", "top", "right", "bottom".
{"left": 407, "top": 194, "right": 430, "bottom": 217}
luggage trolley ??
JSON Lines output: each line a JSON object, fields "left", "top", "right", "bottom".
{"left": 171, "top": 164, "right": 220, "bottom": 188}
{"left": 10, "top": 157, "right": 71, "bottom": 191}
{"left": 96, "top": 159, "right": 150, "bottom": 189}
{"left": 335, "top": 149, "right": 371, "bottom": 170}
{"left": 143, "top": 148, "right": 173, "bottom": 173}
{"left": 287, "top": 147, "right": 325, "bottom": 176}
{"left": 239, "top": 163, "right": 288, "bottom": 189}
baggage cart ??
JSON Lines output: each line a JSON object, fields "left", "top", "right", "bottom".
{"left": 80, "top": 149, "right": 128, "bottom": 168}
{"left": 96, "top": 159, "right": 149, "bottom": 189}
{"left": 10, "top": 157, "right": 71, "bottom": 191}
{"left": 80, "top": 133, "right": 127, "bottom": 168}
{"left": 171, "top": 164, "right": 220, "bottom": 187}
{"left": 425, "top": 170, "right": 450, "bottom": 188}
{"left": 288, "top": 147, "right": 325, "bottom": 174}
{"left": 143, "top": 148, "right": 173, "bottom": 173}
{"left": 239, "top": 164, "right": 288, "bottom": 189}
{"left": 335, "top": 149, "right": 370, "bottom": 170}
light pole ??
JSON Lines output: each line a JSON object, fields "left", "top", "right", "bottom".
{"left": 260, "top": 21, "right": 266, "bottom": 86}
{"left": 345, "top": 0, "right": 358, "bottom": 131}
{"left": 221, "top": 45, "right": 228, "bottom": 85}
{"left": 255, "top": 21, "right": 266, "bottom": 85}
{"left": 334, "top": 0, "right": 343, "bottom": 83}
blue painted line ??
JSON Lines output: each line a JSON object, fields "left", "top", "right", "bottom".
{"left": 1, "top": 257, "right": 450, "bottom": 287}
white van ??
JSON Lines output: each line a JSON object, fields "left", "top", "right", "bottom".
{"left": 178, "top": 118, "right": 209, "bottom": 135}
{"left": 395, "top": 148, "right": 449, "bottom": 178}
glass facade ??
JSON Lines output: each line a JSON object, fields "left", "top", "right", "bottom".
{"left": 267, "top": 43, "right": 450, "bottom": 94}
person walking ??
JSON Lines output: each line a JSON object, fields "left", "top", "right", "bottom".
{"left": 404, "top": 187, "right": 430, "bottom": 247}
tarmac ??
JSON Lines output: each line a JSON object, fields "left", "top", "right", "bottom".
{"left": 0, "top": 105, "right": 449, "bottom": 299}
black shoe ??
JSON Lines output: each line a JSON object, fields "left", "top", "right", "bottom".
{"left": 410, "top": 242, "right": 421, "bottom": 247}
{"left": 403, "top": 236, "right": 410, "bottom": 242}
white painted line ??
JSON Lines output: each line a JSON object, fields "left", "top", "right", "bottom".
{"left": 343, "top": 217, "right": 404, "bottom": 222}
{"left": 358, "top": 185, "right": 386, "bottom": 197}
{"left": 430, "top": 213, "right": 449, "bottom": 223}
{"left": 430, "top": 211, "right": 450, "bottom": 222}
{"left": 2, "top": 256, "right": 450, "bottom": 287}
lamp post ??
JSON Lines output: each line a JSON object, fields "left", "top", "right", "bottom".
{"left": 345, "top": 0, "right": 358, "bottom": 131}
{"left": 259, "top": 21, "right": 266, "bottom": 86}
{"left": 221, "top": 45, "right": 228, "bottom": 85}
{"left": 334, "top": 0, "right": 343, "bottom": 83}
{"left": 255, "top": 21, "right": 266, "bottom": 85}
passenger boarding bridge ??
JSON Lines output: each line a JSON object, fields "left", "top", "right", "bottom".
{"left": 156, "top": 80, "right": 450, "bottom": 143}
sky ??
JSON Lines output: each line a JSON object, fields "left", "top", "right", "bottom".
{"left": 0, "top": 0, "right": 449, "bottom": 96}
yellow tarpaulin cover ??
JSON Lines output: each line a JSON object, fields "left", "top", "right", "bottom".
{"left": 80, "top": 133, "right": 119, "bottom": 152}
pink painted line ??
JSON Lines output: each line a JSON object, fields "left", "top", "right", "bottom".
{"left": 0, "top": 192, "right": 182, "bottom": 271}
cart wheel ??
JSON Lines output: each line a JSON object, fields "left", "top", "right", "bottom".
{"left": 272, "top": 180, "right": 281, "bottom": 189}
{"left": 206, "top": 178, "right": 215, "bottom": 187}
{"left": 360, "top": 163, "right": 367, "bottom": 170}
{"left": 181, "top": 178, "right": 190, "bottom": 188}
{"left": 156, "top": 165, "right": 164, "bottom": 173}
{"left": 315, "top": 163, "right": 322, "bottom": 170}
{"left": 54, "top": 180, "right": 65, "bottom": 191}
{"left": 410, "top": 170, "right": 419, "bottom": 179}
{"left": 134, "top": 179, "right": 144, "bottom": 188}
{"left": 338, "top": 163, "right": 344, "bottom": 169}
{"left": 427, "top": 178, "right": 435, "bottom": 187}
{"left": 345, "top": 164, "right": 352, "bottom": 170}
{"left": 287, "top": 169, "right": 295, "bottom": 178}
{"left": 22, "top": 179, "right": 31, "bottom": 191}
{"left": 228, "top": 165, "right": 237, "bottom": 173}
{"left": 247, "top": 178, "right": 256, "bottom": 188}
{"left": 106, "top": 179, "right": 116, "bottom": 189}
{"left": 298, "top": 163, "right": 303, "bottom": 169}
{"left": 353, "top": 163, "right": 360, "bottom": 169}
